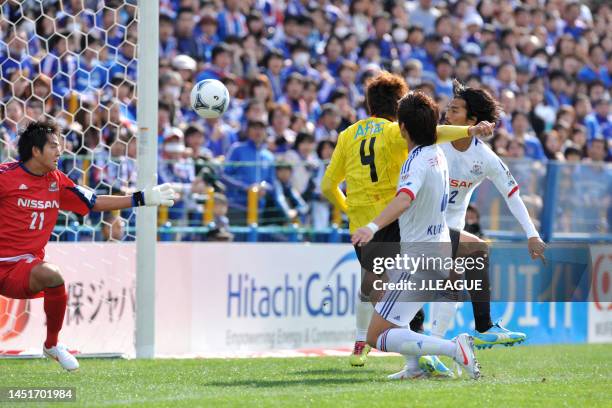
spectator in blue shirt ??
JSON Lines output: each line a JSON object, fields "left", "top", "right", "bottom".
{"left": 271, "top": 14, "right": 301, "bottom": 58}
{"left": 175, "top": 8, "right": 200, "bottom": 57}
{"left": 278, "top": 72, "right": 307, "bottom": 117}
{"left": 159, "top": 13, "right": 177, "bottom": 59}
{"left": 216, "top": 0, "right": 247, "bottom": 41}
{"left": 40, "top": 31, "right": 77, "bottom": 97}
{"left": 372, "top": 12, "right": 395, "bottom": 60}
{"left": 574, "top": 94, "right": 600, "bottom": 141}
{"left": 511, "top": 111, "right": 546, "bottom": 161}
{"left": 195, "top": 43, "right": 233, "bottom": 82}
{"left": 263, "top": 161, "right": 309, "bottom": 225}
{"left": 282, "top": 42, "right": 320, "bottom": 83}
{"left": 318, "top": 60, "right": 361, "bottom": 106}
{"left": 433, "top": 55, "right": 454, "bottom": 99}
{"left": 0, "top": 30, "right": 33, "bottom": 83}
{"left": 195, "top": 13, "right": 220, "bottom": 62}
{"left": 357, "top": 39, "right": 383, "bottom": 70}
{"left": 1, "top": 98, "right": 24, "bottom": 142}
{"left": 262, "top": 49, "right": 285, "bottom": 101}
{"left": 108, "top": 34, "right": 137, "bottom": 82}
{"left": 577, "top": 44, "right": 608, "bottom": 84}
{"left": 562, "top": 1, "right": 586, "bottom": 39}
{"left": 321, "top": 35, "right": 344, "bottom": 79}
{"left": 413, "top": 33, "right": 441, "bottom": 75}
{"left": 203, "top": 117, "right": 237, "bottom": 157}
{"left": 545, "top": 70, "right": 572, "bottom": 110}
{"left": 223, "top": 118, "right": 275, "bottom": 224}
{"left": 587, "top": 99, "right": 612, "bottom": 150}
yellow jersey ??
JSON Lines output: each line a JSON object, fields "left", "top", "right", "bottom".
{"left": 321, "top": 117, "right": 470, "bottom": 232}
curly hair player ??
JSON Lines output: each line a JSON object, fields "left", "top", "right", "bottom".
{"left": 321, "top": 72, "right": 494, "bottom": 368}
{"left": 425, "top": 81, "right": 546, "bottom": 355}
{"left": 351, "top": 91, "right": 481, "bottom": 380}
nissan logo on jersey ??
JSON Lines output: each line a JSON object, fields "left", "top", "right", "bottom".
{"left": 17, "top": 198, "right": 60, "bottom": 209}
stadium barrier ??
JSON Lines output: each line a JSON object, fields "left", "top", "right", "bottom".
{"left": 44, "top": 157, "right": 612, "bottom": 243}
{"left": 2, "top": 242, "right": 610, "bottom": 357}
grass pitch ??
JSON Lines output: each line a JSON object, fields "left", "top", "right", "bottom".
{"left": 1, "top": 344, "right": 610, "bottom": 407}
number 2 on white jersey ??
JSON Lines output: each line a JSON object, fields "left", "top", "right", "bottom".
{"left": 30, "top": 211, "right": 44, "bottom": 230}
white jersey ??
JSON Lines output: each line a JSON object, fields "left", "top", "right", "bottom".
{"left": 396, "top": 145, "right": 450, "bottom": 243}
{"left": 440, "top": 138, "right": 518, "bottom": 231}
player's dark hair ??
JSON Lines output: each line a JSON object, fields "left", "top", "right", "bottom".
{"left": 452, "top": 79, "right": 501, "bottom": 124}
{"left": 397, "top": 91, "right": 439, "bottom": 146}
{"left": 365, "top": 71, "right": 408, "bottom": 120}
{"left": 18, "top": 120, "right": 59, "bottom": 162}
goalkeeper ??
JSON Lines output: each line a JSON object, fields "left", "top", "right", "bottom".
{"left": 0, "top": 120, "right": 176, "bottom": 371}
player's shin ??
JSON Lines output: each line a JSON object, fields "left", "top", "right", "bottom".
{"left": 430, "top": 301, "right": 458, "bottom": 338}
{"left": 355, "top": 291, "right": 374, "bottom": 342}
{"left": 466, "top": 250, "right": 493, "bottom": 333}
{"left": 43, "top": 284, "right": 68, "bottom": 349}
{"left": 377, "top": 328, "right": 455, "bottom": 357}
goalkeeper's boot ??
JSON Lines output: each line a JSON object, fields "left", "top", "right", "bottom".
{"left": 387, "top": 366, "right": 430, "bottom": 380}
{"left": 418, "top": 355, "right": 454, "bottom": 378}
{"left": 472, "top": 322, "right": 526, "bottom": 350}
{"left": 452, "top": 334, "right": 480, "bottom": 380}
{"left": 43, "top": 343, "right": 79, "bottom": 372}
{"left": 349, "top": 341, "right": 371, "bottom": 367}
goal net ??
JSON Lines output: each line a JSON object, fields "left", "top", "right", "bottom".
{"left": 0, "top": 0, "right": 141, "bottom": 357}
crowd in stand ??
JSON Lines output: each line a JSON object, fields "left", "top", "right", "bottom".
{"left": 0, "top": 0, "right": 610, "bottom": 238}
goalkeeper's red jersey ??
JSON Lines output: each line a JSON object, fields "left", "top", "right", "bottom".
{"left": 0, "top": 162, "right": 96, "bottom": 260}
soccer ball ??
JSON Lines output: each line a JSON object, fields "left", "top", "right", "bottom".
{"left": 190, "top": 79, "right": 230, "bottom": 119}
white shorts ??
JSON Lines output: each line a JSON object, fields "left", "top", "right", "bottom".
{"left": 374, "top": 266, "right": 447, "bottom": 327}
{"left": 375, "top": 299, "right": 425, "bottom": 327}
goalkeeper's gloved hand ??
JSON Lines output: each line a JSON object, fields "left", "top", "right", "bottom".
{"left": 132, "top": 183, "right": 176, "bottom": 207}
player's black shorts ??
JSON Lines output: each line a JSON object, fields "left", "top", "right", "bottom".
{"left": 450, "top": 228, "right": 460, "bottom": 258}
{"left": 353, "top": 220, "right": 400, "bottom": 271}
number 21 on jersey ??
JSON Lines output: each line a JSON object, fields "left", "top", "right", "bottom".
{"left": 30, "top": 212, "right": 45, "bottom": 230}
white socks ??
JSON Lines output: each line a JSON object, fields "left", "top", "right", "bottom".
{"left": 430, "top": 302, "right": 458, "bottom": 338}
{"left": 405, "top": 355, "right": 419, "bottom": 372}
{"left": 377, "top": 328, "right": 455, "bottom": 357}
{"left": 355, "top": 292, "right": 374, "bottom": 342}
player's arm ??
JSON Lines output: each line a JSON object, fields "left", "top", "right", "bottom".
{"left": 351, "top": 192, "right": 412, "bottom": 245}
{"left": 352, "top": 157, "right": 424, "bottom": 245}
{"left": 487, "top": 157, "right": 546, "bottom": 261}
{"left": 436, "top": 121, "right": 495, "bottom": 143}
{"left": 387, "top": 122, "right": 495, "bottom": 152}
{"left": 92, "top": 184, "right": 176, "bottom": 211}
{"left": 321, "top": 133, "right": 348, "bottom": 213}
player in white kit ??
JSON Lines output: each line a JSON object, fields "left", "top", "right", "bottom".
{"left": 352, "top": 92, "right": 480, "bottom": 379}
{"left": 429, "top": 81, "right": 547, "bottom": 351}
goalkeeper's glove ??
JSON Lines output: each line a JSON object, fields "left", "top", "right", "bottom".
{"left": 132, "top": 183, "right": 176, "bottom": 207}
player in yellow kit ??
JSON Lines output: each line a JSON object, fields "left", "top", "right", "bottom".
{"left": 321, "top": 72, "right": 494, "bottom": 367}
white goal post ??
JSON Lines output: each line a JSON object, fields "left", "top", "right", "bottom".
{"left": 135, "top": 0, "right": 159, "bottom": 358}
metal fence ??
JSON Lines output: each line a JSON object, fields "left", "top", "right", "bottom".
{"left": 46, "top": 155, "right": 612, "bottom": 243}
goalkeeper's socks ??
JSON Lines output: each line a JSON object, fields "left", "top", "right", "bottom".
{"left": 376, "top": 328, "right": 455, "bottom": 357}
{"left": 43, "top": 284, "right": 67, "bottom": 349}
